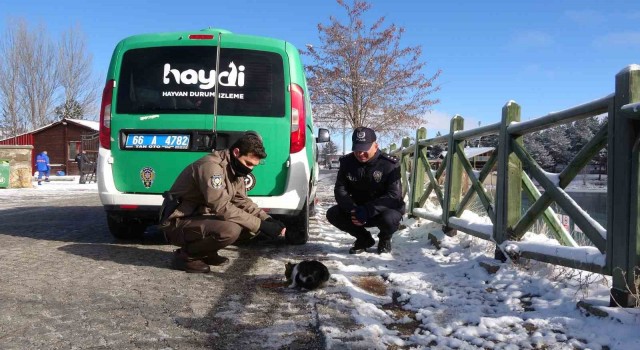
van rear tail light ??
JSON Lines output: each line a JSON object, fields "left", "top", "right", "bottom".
{"left": 289, "top": 83, "right": 306, "bottom": 154}
{"left": 99, "top": 80, "right": 115, "bottom": 149}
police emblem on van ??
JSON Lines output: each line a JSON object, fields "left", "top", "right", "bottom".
{"left": 140, "top": 167, "right": 156, "bottom": 188}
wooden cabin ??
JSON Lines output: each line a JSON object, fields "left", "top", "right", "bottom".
{"left": 0, "top": 118, "right": 99, "bottom": 176}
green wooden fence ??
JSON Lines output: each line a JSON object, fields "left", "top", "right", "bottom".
{"left": 389, "top": 64, "right": 640, "bottom": 307}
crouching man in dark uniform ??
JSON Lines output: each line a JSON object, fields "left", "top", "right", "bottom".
{"left": 326, "top": 127, "right": 405, "bottom": 254}
{"left": 160, "top": 133, "right": 286, "bottom": 273}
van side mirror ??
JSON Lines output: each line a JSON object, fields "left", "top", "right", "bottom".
{"left": 316, "top": 128, "right": 330, "bottom": 143}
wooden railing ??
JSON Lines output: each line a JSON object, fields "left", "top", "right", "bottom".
{"left": 388, "top": 64, "right": 640, "bottom": 307}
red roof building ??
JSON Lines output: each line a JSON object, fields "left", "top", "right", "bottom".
{"left": 0, "top": 118, "right": 99, "bottom": 175}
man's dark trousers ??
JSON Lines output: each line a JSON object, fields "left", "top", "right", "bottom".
{"left": 326, "top": 205, "right": 403, "bottom": 240}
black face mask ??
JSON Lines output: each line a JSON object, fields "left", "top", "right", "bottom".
{"left": 230, "top": 154, "right": 253, "bottom": 177}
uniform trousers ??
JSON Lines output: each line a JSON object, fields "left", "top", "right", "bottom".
{"left": 326, "top": 205, "right": 403, "bottom": 240}
{"left": 163, "top": 216, "right": 254, "bottom": 258}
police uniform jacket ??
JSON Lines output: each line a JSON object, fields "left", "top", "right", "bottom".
{"left": 166, "top": 149, "right": 269, "bottom": 233}
{"left": 334, "top": 150, "right": 405, "bottom": 217}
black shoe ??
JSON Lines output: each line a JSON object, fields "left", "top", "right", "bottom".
{"left": 202, "top": 252, "right": 230, "bottom": 266}
{"left": 348, "top": 235, "right": 375, "bottom": 254}
{"left": 172, "top": 249, "right": 210, "bottom": 273}
{"left": 377, "top": 238, "right": 392, "bottom": 254}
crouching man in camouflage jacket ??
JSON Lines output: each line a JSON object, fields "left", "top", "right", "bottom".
{"left": 160, "top": 133, "right": 286, "bottom": 273}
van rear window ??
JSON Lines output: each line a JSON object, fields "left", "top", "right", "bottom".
{"left": 116, "top": 46, "right": 285, "bottom": 116}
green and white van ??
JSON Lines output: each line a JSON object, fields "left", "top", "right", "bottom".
{"left": 98, "top": 28, "right": 329, "bottom": 244}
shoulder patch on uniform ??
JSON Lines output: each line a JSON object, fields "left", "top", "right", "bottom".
{"left": 380, "top": 153, "right": 399, "bottom": 164}
{"left": 210, "top": 174, "right": 224, "bottom": 189}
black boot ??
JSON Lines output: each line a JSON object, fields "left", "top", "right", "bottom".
{"left": 202, "top": 251, "right": 230, "bottom": 266}
{"left": 377, "top": 237, "right": 392, "bottom": 254}
{"left": 349, "top": 234, "right": 375, "bottom": 254}
{"left": 172, "top": 249, "right": 210, "bottom": 273}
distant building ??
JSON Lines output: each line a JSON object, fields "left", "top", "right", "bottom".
{"left": 0, "top": 118, "right": 99, "bottom": 175}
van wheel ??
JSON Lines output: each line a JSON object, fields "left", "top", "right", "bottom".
{"left": 285, "top": 199, "right": 309, "bottom": 245}
{"left": 107, "top": 214, "right": 147, "bottom": 240}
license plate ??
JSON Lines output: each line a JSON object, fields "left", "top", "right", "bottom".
{"left": 124, "top": 134, "right": 190, "bottom": 150}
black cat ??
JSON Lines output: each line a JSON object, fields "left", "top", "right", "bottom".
{"left": 285, "top": 260, "right": 330, "bottom": 290}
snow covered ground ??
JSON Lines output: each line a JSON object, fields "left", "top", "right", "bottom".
{"left": 2, "top": 173, "right": 639, "bottom": 349}
{"left": 0, "top": 176, "right": 97, "bottom": 209}
{"left": 310, "top": 171, "right": 639, "bottom": 349}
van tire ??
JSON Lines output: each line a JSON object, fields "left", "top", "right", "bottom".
{"left": 107, "top": 214, "right": 147, "bottom": 240}
{"left": 285, "top": 199, "right": 309, "bottom": 245}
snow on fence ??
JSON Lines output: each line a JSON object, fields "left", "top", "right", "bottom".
{"left": 389, "top": 64, "right": 640, "bottom": 307}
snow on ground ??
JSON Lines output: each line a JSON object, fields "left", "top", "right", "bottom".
{"left": 310, "top": 171, "right": 639, "bottom": 349}
{"left": 0, "top": 176, "right": 97, "bottom": 209}
{"left": 2, "top": 172, "right": 639, "bottom": 349}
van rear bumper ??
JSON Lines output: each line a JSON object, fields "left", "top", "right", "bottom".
{"left": 99, "top": 193, "right": 303, "bottom": 216}
{"left": 98, "top": 147, "right": 310, "bottom": 217}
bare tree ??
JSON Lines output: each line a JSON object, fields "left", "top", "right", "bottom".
{"left": 15, "top": 20, "right": 59, "bottom": 128}
{"left": 57, "top": 24, "right": 98, "bottom": 119}
{"left": 0, "top": 19, "right": 26, "bottom": 138}
{"left": 0, "top": 19, "right": 97, "bottom": 135}
{"left": 305, "top": 0, "right": 441, "bottom": 139}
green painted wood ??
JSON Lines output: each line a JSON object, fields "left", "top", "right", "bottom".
{"left": 494, "top": 101, "right": 522, "bottom": 244}
{"left": 420, "top": 152, "right": 447, "bottom": 207}
{"left": 513, "top": 125, "right": 607, "bottom": 238}
{"left": 447, "top": 220, "right": 493, "bottom": 240}
{"left": 412, "top": 209, "right": 443, "bottom": 224}
{"left": 390, "top": 66, "right": 640, "bottom": 307}
{"left": 457, "top": 151, "right": 498, "bottom": 223}
{"left": 400, "top": 156, "right": 408, "bottom": 199}
{"left": 518, "top": 250, "right": 606, "bottom": 274}
{"left": 630, "top": 127, "right": 640, "bottom": 301}
{"left": 511, "top": 141, "right": 606, "bottom": 252}
{"left": 520, "top": 173, "right": 577, "bottom": 246}
{"left": 400, "top": 137, "right": 411, "bottom": 199}
{"left": 410, "top": 128, "right": 427, "bottom": 215}
{"left": 454, "top": 143, "right": 495, "bottom": 220}
{"left": 443, "top": 115, "right": 464, "bottom": 227}
{"left": 609, "top": 65, "right": 640, "bottom": 306}
{"left": 507, "top": 96, "right": 610, "bottom": 136}
{"left": 422, "top": 150, "right": 445, "bottom": 207}
{"left": 605, "top": 101, "right": 617, "bottom": 277}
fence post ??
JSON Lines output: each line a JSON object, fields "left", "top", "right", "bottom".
{"left": 400, "top": 137, "right": 411, "bottom": 199}
{"left": 443, "top": 115, "right": 464, "bottom": 234}
{"left": 608, "top": 65, "right": 640, "bottom": 307}
{"left": 494, "top": 101, "right": 522, "bottom": 260}
{"left": 409, "top": 127, "right": 427, "bottom": 216}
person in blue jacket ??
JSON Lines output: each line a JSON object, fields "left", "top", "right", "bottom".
{"left": 35, "top": 151, "right": 51, "bottom": 185}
